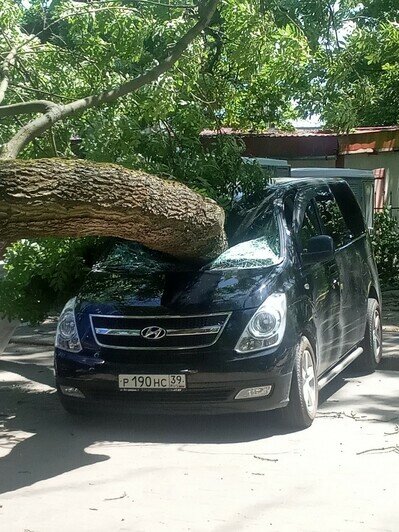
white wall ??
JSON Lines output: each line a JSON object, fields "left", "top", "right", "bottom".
{"left": 344, "top": 151, "right": 399, "bottom": 220}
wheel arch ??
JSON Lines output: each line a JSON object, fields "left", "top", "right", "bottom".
{"left": 301, "top": 325, "right": 318, "bottom": 364}
{"left": 368, "top": 284, "right": 379, "bottom": 304}
{"left": 293, "top": 297, "right": 318, "bottom": 364}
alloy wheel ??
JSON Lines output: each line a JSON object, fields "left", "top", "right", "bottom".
{"left": 301, "top": 348, "right": 316, "bottom": 416}
{"left": 372, "top": 309, "right": 382, "bottom": 363}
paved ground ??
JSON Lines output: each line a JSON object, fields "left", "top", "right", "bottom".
{"left": 0, "top": 335, "right": 398, "bottom": 532}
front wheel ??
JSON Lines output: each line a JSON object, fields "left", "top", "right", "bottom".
{"left": 282, "top": 336, "right": 318, "bottom": 430}
{"left": 358, "top": 298, "right": 382, "bottom": 373}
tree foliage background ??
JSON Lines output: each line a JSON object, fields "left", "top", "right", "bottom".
{"left": 3, "top": 1, "right": 399, "bottom": 163}
{"left": 1, "top": 0, "right": 399, "bottom": 321}
{"left": 0, "top": 1, "right": 310, "bottom": 181}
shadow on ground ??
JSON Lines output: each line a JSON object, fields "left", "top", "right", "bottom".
{"left": 0, "top": 339, "right": 398, "bottom": 496}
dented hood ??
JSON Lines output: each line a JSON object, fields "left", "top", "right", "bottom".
{"left": 75, "top": 265, "right": 281, "bottom": 315}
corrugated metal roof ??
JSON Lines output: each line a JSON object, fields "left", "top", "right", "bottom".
{"left": 200, "top": 126, "right": 399, "bottom": 156}
{"left": 201, "top": 130, "right": 339, "bottom": 158}
{"left": 200, "top": 128, "right": 337, "bottom": 137}
{"left": 201, "top": 126, "right": 399, "bottom": 137}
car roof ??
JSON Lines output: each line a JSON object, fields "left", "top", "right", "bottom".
{"left": 265, "top": 177, "right": 348, "bottom": 195}
{"left": 291, "top": 167, "right": 374, "bottom": 179}
{"left": 231, "top": 177, "right": 349, "bottom": 216}
{"left": 274, "top": 177, "right": 348, "bottom": 188}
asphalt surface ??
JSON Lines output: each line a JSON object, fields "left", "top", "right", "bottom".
{"left": 0, "top": 335, "right": 398, "bottom": 532}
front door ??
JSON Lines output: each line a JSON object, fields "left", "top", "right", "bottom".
{"left": 296, "top": 195, "right": 343, "bottom": 374}
{"left": 315, "top": 183, "right": 369, "bottom": 354}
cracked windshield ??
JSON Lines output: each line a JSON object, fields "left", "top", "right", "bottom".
{"left": 209, "top": 214, "right": 281, "bottom": 269}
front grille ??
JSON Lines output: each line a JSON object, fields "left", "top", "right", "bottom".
{"left": 90, "top": 313, "right": 231, "bottom": 350}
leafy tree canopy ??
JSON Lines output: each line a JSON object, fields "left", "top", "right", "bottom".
{"left": 296, "top": 1, "right": 399, "bottom": 130}
{"left": 2, "top": 1, "right": 399, "bottom": 153}
{"left": 0, "top": 1, "right": 309, "bottom": 151}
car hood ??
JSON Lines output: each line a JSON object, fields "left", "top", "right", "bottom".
{"left": 75, "top": 265, "right": 281, "bottom": 316}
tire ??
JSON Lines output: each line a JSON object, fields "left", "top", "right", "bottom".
{"left": 358, "top": 298, "right": 382, "bottom": 373}
{"left": 282, "top": 336, "right": 318, "bottom": 430}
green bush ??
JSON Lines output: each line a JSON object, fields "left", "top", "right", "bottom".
{"left": 371, "top": 207, "right": 399, "bottom": 289}
{"left": 0, "top": 237, "right": 113, "bottom": 323}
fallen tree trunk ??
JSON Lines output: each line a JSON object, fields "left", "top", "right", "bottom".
{"left": 0, "top": 158, "right": 227, "bottom": 261}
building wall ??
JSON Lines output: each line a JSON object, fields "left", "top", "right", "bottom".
{"left": 344, "top": 152, "right": 399, "bottom": 219}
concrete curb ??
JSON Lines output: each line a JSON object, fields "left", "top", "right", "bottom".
{"left": 10, "top": 335, "right": 54, "bottom": 347}
{"left": 7, "top": 320, "right": 57, "bottom": 349}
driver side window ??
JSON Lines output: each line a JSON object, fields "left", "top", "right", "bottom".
{"left": 299, "top": 201, "right": 321, "bottom": 253}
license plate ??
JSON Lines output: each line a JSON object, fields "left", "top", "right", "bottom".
{"left": 118, "top": 374, "right": 186, "bottom": 391}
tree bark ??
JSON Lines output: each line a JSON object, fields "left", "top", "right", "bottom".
{"left": 0, "top": 158, "right": 227, "bottom": 261}
{"left": 0, "top": 101, "right": 57, "bottom": 117}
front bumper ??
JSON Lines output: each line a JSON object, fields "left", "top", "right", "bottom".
{"left": 55, "top": 345, "right": 295, "bottom": 415}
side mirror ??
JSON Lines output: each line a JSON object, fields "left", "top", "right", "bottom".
{"left": 301, "top": 235, "right": 334, "bottom": 265}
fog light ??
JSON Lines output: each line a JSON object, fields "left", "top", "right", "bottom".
{"left": 60, "top": 385, "right": 85, "bottom": 398}
{"left": 235, "top": 386, "right": 272, "bottom": 400}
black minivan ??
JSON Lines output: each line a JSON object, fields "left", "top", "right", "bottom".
{"left": 54, "top": 178, "right": 382, "bottom": 429}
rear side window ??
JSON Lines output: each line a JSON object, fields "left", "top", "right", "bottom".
{"left": 315, "top": 189, "right": 351, "bottom": 249}
{"left": 329, "top": 182, "right": 366, "bottom": 238}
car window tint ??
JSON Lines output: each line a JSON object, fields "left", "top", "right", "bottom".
{"left": 329, "top": 182, "right": 366, "bottom": 237}
{"left": 315, "top": 189, "right": 351, "bottom": 248}
{"left": 299, "top": 201, "right": 320, "bottom": 252}
{"left": 283, "top": 192, "right": 295, "bottom": 229}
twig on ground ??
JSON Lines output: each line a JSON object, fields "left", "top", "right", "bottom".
{"left": 356, "top": 445, "right": 399, "bottom": 455}
{"left": 254, "top": 455, "right": 279, "bottom": 462}
{"left": 318, "top": 411, "right": 399, "bottom": 424}
{"left": 104, "top": 492, "right": 128, "bottom": 501}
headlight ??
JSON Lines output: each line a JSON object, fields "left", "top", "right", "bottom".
{"left": 55, "top": 298, "right": 82, "bottom": 353}
{"left": 235, "top": 293, "right": 287, "bottom": 353}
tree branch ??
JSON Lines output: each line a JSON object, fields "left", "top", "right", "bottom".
{"left": 0, "top": 100, "right": 57, "bottom": 117}
{"left": 0, "top": 158, "right": 227, "bottom": 260}
{"left": 9, "top": 82, "right": 70, "bottom": 101}
{"left": 0, "top": 0, "right": 219, "bottom": 159}
{"left": 0, "top": 48, "right": 17, "bottom": 105}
